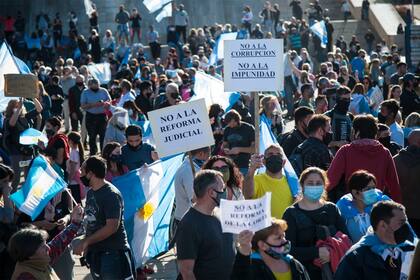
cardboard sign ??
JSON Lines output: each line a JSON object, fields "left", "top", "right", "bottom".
{"left": 4, "top": 74, "right": 38, "bottom": 98}
{"left": 220, "top": 192, "right": 272, "bottom": 234}
{"left": 224, "top": 39, "right": 284, "bottom": 92}
{"left": 148, "top": 99, "right": 214, "bottom": 158}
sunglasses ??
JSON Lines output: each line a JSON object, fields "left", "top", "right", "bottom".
{"left": 212, "top": 166, "right": 229, "bottom": 173}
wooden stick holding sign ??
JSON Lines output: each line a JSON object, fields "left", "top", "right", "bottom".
{"left": 254, "top": 92, "right": 260, "bottom": 154}
{"left": 188, "top": 151, "right": 196, "bottom": 176}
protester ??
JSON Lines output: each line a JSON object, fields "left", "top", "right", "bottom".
{"left": 121, "top": 124, "right": 157, "bottom": 171}
{"left": 67, "top": 132, "right": 84, "bottom": 203}
{"left": 327, "top": 115, "right": 402, "bottom": 202}
{"left": 260, "top": 95, "right": 284, "bottom": 139}
{"left": 176, "top": 170, "right": 235, "bottom": 280}
{"left": 283, "top": 167, "right": 349, "bottom": 280}
{"left": 280, "top": 106, "right": 314, "bottom": 158}
{"left": 80, "top": 78, "right": 111, "bottom": 155}
{"left": 8, "top": 205, "right": 83, "bottom": 280}
{"left": 335, "top": 201, "right": 415, "bottom": 280}
{"left": 115, "top": 5, "right": 130, "bottom": 45}
{"left": 244, "top": 145, "right": 298, "bottom": 219}
{"left": 174, "top": 4, "right": 189, "bottom": 43}
{"left": 129, "top": 8, "right": 142, "bottom": 44}
{"left": 223, "top": 110, "right": 255, "bottom": 175}
{"left": 0, "top": 164, "right": 14, "bottom": 224}
{"left": 73, "top": 156, "right": 135, "bottom": 279}
{"left": 231, "top": 219, "right": 310, "bottom": 280}
{"left": 394, "top": 129, "right": 420, "bottom": 236}
{"left": 102, "top": 141, "right": 129, "bottom": 182}
{"left": 377, "top": 123, "right": 402, "bottom": 156}
{"left": 400, "top": 73, "right": 420, "bottom": 120}
{"left": 68, "top": 75, "right": 85, "bottom": 132}
{"left": 289, "top": 114, "right": 333, "bottom": 174}
{"left": 379, "top": 99, "right": 404, "bottom": 147}
{"left": 337, "top": 170, "right": 390, "bottom": 242}
{"left": 44, "top": 116, "right": 70, "bottom": 174}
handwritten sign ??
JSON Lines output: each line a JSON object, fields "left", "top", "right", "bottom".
{"left": 224, "top": 39, "right": 284, "bottom": 92}
{"left": 4, "top": 74, "right": 38, "bottom": 98}
{"left": 220, "top": 192, "right": 271, "bottom": 234}
{"left": 148, "top": 99, "right": 214, "bottom": 158}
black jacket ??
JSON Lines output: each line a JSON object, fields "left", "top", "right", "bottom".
{"left": 279, "top": 128, "right": 306, "bottom": 158}
{"left": 231, "top": 252, "right": 310, "bottom": 280}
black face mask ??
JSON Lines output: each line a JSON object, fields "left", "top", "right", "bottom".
{"left": 170, "top": 91, "right": 180, "bottom": 99}
{"left": 378, "top": 113, "right": 387, "bottom": 124}
{"left": 80, "top": 175, "right": 90, "bottom": 186}
{"left": 109, "top": 154, "right": 123, "bottom": 164}
{"left": 76, "top": 82, "right": 84, "bottom": 87}
{"left": 265, "top": 155, "right": 283, "bottom": 173}
{"left": 45, "top": 128, "right": 55, "bottom": 138}
{"left": 394, "top": 222, "right": 411, "bottom": 244}
{"left": 214, "top": 133, "right": 223, "bottom": 142}
{"left": 128, "top": 143, "right": 141, "bottom": 151}
{"left": 211, "top": 189, "right": 227, "bottom": 207}
{"left": 336, "top": 99, "right": 350, "bottom": 113}
{"left": 264, "top": 240, "right": 291, "bottom": 260}
{"left": 378, "top": 136, "right": 391, "bottom": 147}
{"left": 90, "top": 87, "right": 99, "bottom": 92}
{"left": 323, "top": 131, "right": 333, "bottom": 146}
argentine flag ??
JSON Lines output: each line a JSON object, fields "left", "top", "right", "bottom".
{"left": 260, "top": 114, "right": 300, "bottom": 198}
{"left": 10, "top": 156, "right": 67, "bottom": 220}
{"left": 19, "top": 128, "right": 48, "bottom": 146}
{"left": 191, "top": 71, "right": 241, "bottom": 111}
{"left": 112, "top": 153, "right": 183, "bottom": 268}
{"left": 209, "top": 32, "right": 238, "bottom": 65}
{"left": 0, "top": 42, "right": 31, "bottom": 112}
{"left": 87, "top": 62, "right": 111, "bottom": 85}
{"left": 310, "top": 20, "right": 328, "bottom": 48}
{"left": 143, "top": 0, "right": 172, "bottom": 14}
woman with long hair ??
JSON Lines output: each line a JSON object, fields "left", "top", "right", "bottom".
{"left": 102, "top": 142, "right": 128, "bottom": 182}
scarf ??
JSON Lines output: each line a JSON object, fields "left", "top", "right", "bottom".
{"left": 12, "top": 258, "right": 59, "bottom": 280}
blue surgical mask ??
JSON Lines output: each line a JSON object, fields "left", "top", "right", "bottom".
{"left": 303, "top": 185, "right": 324, "bottom": 201}
{"left": 362, "top": 188, "right": 378, "bottom": 205}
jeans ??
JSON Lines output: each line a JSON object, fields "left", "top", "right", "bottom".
{"left": 175, "top": 25, "right": 187, "bottom": 43}
{"left": 85, "top": 112, "right": 107, "bottom": 155}
{"left": 89, "top": 250, "right": 135, "bottom": 280}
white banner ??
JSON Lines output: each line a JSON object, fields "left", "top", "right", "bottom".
{"left": 224, "top": 39, "right": 284, "bottom": 92}
{"left": 220, "top": 192, "right": 272, "bottom": 234}
{"left": 148, "top": 99, "right": 214, "bottom": 158}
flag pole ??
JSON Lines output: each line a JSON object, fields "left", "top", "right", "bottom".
{"left": 65, "top": 188, "right": 79, "bottom": 206}
{"left": 254, "top": 92, "right": 260, "bottom": 154}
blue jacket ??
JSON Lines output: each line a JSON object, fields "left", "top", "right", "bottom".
{"left": 336, "top": 190, "right": 390, "bottom": 242}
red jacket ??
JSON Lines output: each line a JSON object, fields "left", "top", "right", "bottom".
{"left": 327, "top": 139, "right": 401, "bottom": 202}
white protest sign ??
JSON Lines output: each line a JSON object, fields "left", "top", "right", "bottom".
{"left": 220, "top": 192, "right": 271, "bottom": 234}
{"left": 148, "top": 99, "right": 214, "bottom": 158}
{"left": 224, "top": 39, "right": 284, "bottom": 92}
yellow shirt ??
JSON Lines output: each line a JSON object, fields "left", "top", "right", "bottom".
{"left": 253, "top": 173, "right": 293, "bottom": 218}
{"left": 273, "top": 270, "right": 292, "bottom": 280}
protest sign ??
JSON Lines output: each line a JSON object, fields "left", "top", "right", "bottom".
{"left": 4, "top": 74, "right": 38, "bottom": 98}
{"left": 148, "top": 99, "right": 214, "bottom": 158}
{"left": 224, "top": 39, "right": 284, "bottom": 92}
{"left": 220, "top": 192, "right": 271, "bottom": 234}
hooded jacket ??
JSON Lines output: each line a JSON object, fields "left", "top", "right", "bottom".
{"left": 327, "top": 139, "right": 401, "bottom": 202}
{"left": 393, "top": 146, "right": 420, "bottom": 219}
{"left": 337, "top": 190, "right": 390, "bottom": 243}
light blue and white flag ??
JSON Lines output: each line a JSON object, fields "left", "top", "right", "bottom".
{"left": 260, "top": 114, "right": 300, "bottom": 198}
{"left": 209, "top": 32, "right": 238, "bottom": 65}
{"left": 10, "top": 156, "right": 67, "bottom": 220}
{"left": 112, "top": 153, "right": 183, "bottom": 268}
{"left": 19, "top": 128, "right": 48, "bottom": 146}
{"left": 87, "top": 62, "right": 111, "bottom": 85}
{"left": 155, "top": 2, "right": 172, "bottom": 23}
{"left": 0, "top": 42, "right": 31, "bottom": 111}
{"left": 310, "top": 20, "right": 328, "bottom": 48}
{"left": 84, "top": 0, "right": 95, "bottom": 16}
{"left": 133, "top": 120, "right": 154, "bottom": 145}
{"left": 191, "top": 71, "right": 240, "bottom": 111}
{"left": 143, "top": 0, "right": 172, "bottom": 14}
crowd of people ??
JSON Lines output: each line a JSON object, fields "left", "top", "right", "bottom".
{"left": 0, "top": 0, "right": 419, "bottom": 279}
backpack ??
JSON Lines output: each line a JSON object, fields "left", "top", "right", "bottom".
{"left": 289, "top": 145, "right": 304, "bottom": 177}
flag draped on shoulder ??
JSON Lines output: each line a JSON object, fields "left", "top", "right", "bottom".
{"left": 10, "top": 156, "right": 67, "bottom": 220}
{"left": 0, "top": 42, "right": 31, "bottom": 111}
{"left": 310, "top": 20, "right": 328, "bottom": 48}
{"left": 260, "top": 114, "right": 300, "bottom": 198}
{"left": 112, "top": 153, "right": 184, "bottom": 268}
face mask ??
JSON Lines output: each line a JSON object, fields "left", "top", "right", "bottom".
{"left": 323, "top": 131, "right": 333, "bottom": 146}
{"left": 336, "top": 99, "right": 350, "bottom": 113}
{"left": 128, "top": 143, "right": 140, "bottom": 151}
{"left": 265, "top": 155, "right": 283, "bottom": 174}
{"left": 394, "top": 222, "right": 411, "bottom": 244}
{"left": 378, "top": 136, "right": 391, "bottom": 147}
{"left": 214, "top": 134, "right": 223, "bottom": 142}
{"left": 90, "top": 87, "right": 99, "bottom": 92}
{"left": 303, "top": 185, "right": 324, "bottom": 201}
{"left": 212, "top": 189, "right": 227, "bottom": 206}
{"left": 45, "top": 128, "right": 55, "bottom": 138}
{"left": 76, "top": 82, "right": 84, "bottom": 87}
{"left": 362, "top": 188, "right": 378, "bottom": 205}
{"left": 80, "top": 175, "right": 90, "bottom": 186}
{"left": 109, "top": 154, "right": 122, "bottom": 164}
{"left": 193, "top": 158, "right": 205, "bottom": 168}
{"left": 378, "top": 113, "right": 387, "bottom": 124}
{"left": 264, "top": 240, "right": 291, "bottom": 260}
